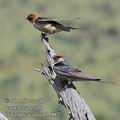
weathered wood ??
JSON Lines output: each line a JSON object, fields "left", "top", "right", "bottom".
{"left": 0, "top": 113, "right": 8, "bottom": 120}
{"left": 37, "top": 33, "right": 96, "bottom": 120}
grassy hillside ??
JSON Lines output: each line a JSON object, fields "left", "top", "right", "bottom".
{"left": 0, "top": 0, "right": 120, "bottom": 120}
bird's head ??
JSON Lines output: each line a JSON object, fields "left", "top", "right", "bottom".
{"left": 53, "top": 55, "right": 64, "bottom": 63}
{"left": 26, "top": 13, "right": 39, "bottom": 23}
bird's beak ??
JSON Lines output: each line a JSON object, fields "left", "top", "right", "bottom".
{"left": 25, "top": 17, "right": 28, "bottom": 20}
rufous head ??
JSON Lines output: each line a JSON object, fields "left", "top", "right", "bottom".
{"left": 26, "top": 13, "right": 39, "bottom": 23}
{"left": 53, "top": 55, "right": 64, "bottom": 63}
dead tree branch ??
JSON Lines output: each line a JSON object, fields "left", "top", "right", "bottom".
{"left": 0, "top": 113, "right": 8, "bottom": 120}
{"left": 37, "top": 33, "right": 96, "bottom": 120}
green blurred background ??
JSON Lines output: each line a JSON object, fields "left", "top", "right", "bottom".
{"left": 0, "top": 0, "right": 120, "bottom": 120}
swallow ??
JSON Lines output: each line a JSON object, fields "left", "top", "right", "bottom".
{"left": 26, "top": 13, "right": 80, "bottom": 34}
{"left": 52, "top": 55, "right": 101, "bottom": 82}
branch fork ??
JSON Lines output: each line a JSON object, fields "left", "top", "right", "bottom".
{"left": 36, "top": 33, "right": 96, "bottom": 120}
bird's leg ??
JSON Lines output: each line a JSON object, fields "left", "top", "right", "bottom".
{"left": 41, "top": 33, "right": 46, "bottom": 37}
{"left": 41, "top": 33, "right": 49, "bottom": 42}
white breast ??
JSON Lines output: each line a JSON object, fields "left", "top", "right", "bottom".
{"left": 33, "top": 23, "right": 61, "bottom": 34}
{"left": 44, "top": 24, "right": 57, "bottom": 33}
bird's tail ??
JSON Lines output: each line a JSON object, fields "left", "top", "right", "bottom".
{"left": 73, "top": 72, "right": 101, "bottom": 81}
{"left": 61, "top": 25, "right": 80, "bottom": 32}
{"left": 68, "top": 26, "right": 81, "bottom": 30}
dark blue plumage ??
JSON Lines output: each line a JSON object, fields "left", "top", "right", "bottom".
{"left": 53, "top": 61, "right": 100, "bottom": 81}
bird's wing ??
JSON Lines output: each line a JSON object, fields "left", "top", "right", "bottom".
{"left": 36, "top": 17, "right": 63, "bottom": 25}
{"left": 54, "top": 62, "right": 81, "bottom": 72}
{"left": 53, "top": 63, "right": 100, "bottom": 81}
{"left": 36, "top": 17, "right": 80, "bottom": 31}
{"left": 36, "top": 17, "right": 81, "bottom": 22}
{"left": 35, "top": 18, "right": 72, "bottom": 31}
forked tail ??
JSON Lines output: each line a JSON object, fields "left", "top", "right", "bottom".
{"left": 68, "top": 26, "right": 81, "bottom": 30}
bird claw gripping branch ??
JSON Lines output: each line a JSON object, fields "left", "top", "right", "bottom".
{"left": 41, "top": 33, "right": 48, "bottom": 42}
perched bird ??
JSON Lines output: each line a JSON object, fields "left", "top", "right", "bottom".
{"left": 26, "top": 13, "right": 80, "bottom": 34}
{"left": 52, "top": 55, "right": 101, "bottom": 82}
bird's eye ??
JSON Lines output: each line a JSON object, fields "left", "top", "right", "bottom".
{"left": 27, "top": 15, "right": 33, "bottom": 21}
{"left": 53, "top": 57, "right": 57, "bottom": 61}
{"left": 53, "top": 58, "right": 56, "bottom": 60}
{"left": 29, "top": 17, "right": 32, "bottom": 21}
{"left": 28, "top": 16, "right": 32, "bottom": 20}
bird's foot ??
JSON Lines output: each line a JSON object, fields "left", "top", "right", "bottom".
{"left": 41, "top": 32, "right": 47, "bottom": 37}
{"left": 41, "top": 33, "right": 49, "bottom": 42}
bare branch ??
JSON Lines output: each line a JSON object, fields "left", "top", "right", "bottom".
{"left": 37, "top": 33, "right": 96, "bottom": 120}
{"left": 0, "top": 113, "right": 8, "bottom": 120}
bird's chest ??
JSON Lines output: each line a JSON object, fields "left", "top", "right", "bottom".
{"left": 33, "top": 22, "right": 46, "bottom": 31}
{"left": 33, "top": 22, "right": 58, "bottom": 34}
